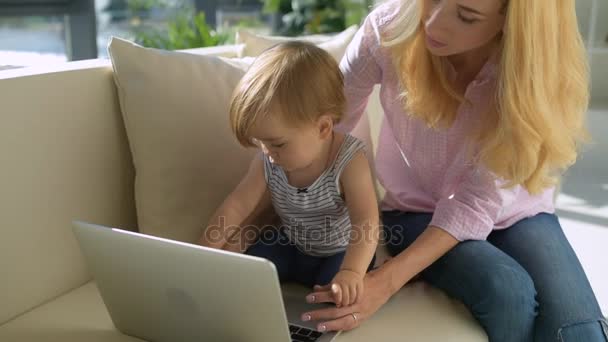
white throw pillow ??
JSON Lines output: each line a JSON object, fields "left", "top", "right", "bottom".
{"left": 236, "top": 26, "right": 359, "bottom": 61}
{"left": 108, "top": 37, "right": 256, "bottom": 242}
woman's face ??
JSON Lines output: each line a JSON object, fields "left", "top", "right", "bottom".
{"left": 423, "top": 0, "right": 506, "bottom": 57}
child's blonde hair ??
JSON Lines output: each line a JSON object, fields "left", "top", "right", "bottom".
{"left": 382, "top": 0, "right": 590, "bottom": 195}
{"left": 230, "top": 41, "right": 345, "bottom": 147}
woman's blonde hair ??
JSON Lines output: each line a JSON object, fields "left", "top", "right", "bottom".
{"left": 230, "top": 41, "right": 345, "bottom": 147}
{"left": 383, "top": 0, "right": 590, "bottom": 194}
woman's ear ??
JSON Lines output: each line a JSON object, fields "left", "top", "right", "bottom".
{"left": 317, "top": 115, "right": 334, "bottom": 139}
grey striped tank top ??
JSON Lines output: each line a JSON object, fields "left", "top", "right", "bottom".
{"left": 262, "top": 133, "right": 366, "bottom": 257}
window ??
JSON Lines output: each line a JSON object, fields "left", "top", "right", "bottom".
{"left": 0, "top": 15, "right": 67, "bottom": 67}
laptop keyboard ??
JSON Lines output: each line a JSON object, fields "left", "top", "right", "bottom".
{"left": 289, "top": 324, "right": 324, "bottom": 342}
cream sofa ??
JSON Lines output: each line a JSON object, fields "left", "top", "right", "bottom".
{"left": 0, "top": 40, "right": 487, "bottom": 341}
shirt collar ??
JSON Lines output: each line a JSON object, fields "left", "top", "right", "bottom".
{"left": 444, "top": 48, "right": 500, "bottom": 88}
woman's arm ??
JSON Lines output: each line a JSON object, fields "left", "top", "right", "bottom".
{"left": 380, "top": 225, "right": 458, "bottom": 295}
{"left": 197, "top": 156, "right": 270, "bottom": 251}
{"left": 430, "top": 164, "right": 517, "bottom": 241}
{"left": 303, "top": 164, "right": 518, "bottom": 331}
{"left": 335, "top": 13, "right": 383, "bottom": 134}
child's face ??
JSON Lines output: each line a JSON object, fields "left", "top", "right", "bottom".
{"left": 250, "top": 114, "right": 327, "bottom": 173}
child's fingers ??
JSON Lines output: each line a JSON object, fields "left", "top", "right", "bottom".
{"left": 356, "top": 281, "right": 363, "bottom": 303}
{"left": 342, "top": 285, "right": 350, "bottom": 307}
{"left": 331, "top": 283, "right": 342, "bottom": 307}
{"left": 349, "top": 283, "right": 357, "bottom": 305}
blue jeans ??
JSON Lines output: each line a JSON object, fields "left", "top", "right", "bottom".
{"left": 245, "top": 227, "right": 376, "bottom": 288}
{"left": 382, "top": 211, "right": 607, "bottom": 342}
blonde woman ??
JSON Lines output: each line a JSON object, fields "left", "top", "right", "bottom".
{"left": 301, "top": 0, "right": 607, "bottom": 341}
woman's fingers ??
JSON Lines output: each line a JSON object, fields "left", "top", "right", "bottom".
{"left": 302, "top": 303, "right": 359, "bottom": 323}
{"left": 314, "top": 284, "right": 331, "bottom": 291}
{"left": 306, "top": 288, "right": 335, "bottom": 304}
{"left": 318, "top": 311, "right": 363, "bottom": 332}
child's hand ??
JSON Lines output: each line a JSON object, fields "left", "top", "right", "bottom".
{"left": 330, "top": 269, "right": 364, "bottom": 308}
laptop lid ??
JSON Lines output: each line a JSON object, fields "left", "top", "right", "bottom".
{"left": 73, "top": 221, "right": 295, "bottom": 342}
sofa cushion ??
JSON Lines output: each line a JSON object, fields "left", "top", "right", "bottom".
{"left": 0, "top": 282, "right": 143, "bottom": 342}
{"left": 236, "top": 26, "right": 358, "bottom": 61}
{"left": 0, "top": 281, "right": 487, "bottom": 341}
{"left": 108, "top": 37, "right": 256, "bottom": 242}
{"left": 108, "top": 35, "right": 357, "bottom": 243}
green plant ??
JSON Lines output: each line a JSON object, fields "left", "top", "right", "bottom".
{"left": 134, "top": 10, "right": 230, "bottom": 50}
{"left": 261, "top": 0, "right": 372, "bottom": 36}
{"left": 261, "top": 0, "right": 294, "bottom": 14}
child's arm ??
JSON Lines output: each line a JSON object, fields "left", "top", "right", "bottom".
{"left": 221, "top": 189, "right": 272, "bottom": 253}
{"left": 332, "top": 151, "right": 379, "bottom": 306}
{"left": 197, "top": 156, "right": 270, "bottom": 252}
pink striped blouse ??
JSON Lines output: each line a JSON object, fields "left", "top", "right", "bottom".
{"left": 337, "top": 0, "right": 555, "bottom": 241}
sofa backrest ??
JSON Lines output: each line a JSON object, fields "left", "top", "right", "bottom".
{"left": 0, "top": 43, "right": 269, "bottom": 325}
{"left": 0, "top": 42, "right": 384, "bottom": 325}
{"left": 0, "top": 60, "right": 137, "bottom": 325}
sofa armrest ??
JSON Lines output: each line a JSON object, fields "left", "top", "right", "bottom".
{"left": 0, "top": 60, "right": 137, "bottom": 325}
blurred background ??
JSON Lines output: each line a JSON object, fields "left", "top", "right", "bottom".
{"left": 0, "top": 0, "right": 372, "bottom": 62}
{"left": 0, "top": 0, "right": 605, "bottom": 101}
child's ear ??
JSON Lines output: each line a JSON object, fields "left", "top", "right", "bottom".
{"left": 317, "top": 115, "right": 334, "bottom": 139}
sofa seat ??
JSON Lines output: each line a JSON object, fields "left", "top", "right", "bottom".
{"left": 0, "top": 282, "right": 141, "bottom": 342}
{"left": 0, "top": 281, "right": 487, "bottom": 342}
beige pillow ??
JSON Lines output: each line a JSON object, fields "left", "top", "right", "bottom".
{"left": 236, "top": 30, "right": 330, "bottom": 56}
{"left": 108, "top": 37, "right": 256, "bottom": 242}
{"left": 107, "top": 34, "right": 359, "bottom": 243}
{"left": 236, "top": 25, "right": 359, "bottom": 61}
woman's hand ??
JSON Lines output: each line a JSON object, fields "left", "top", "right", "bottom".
{"left": 301, "top": 226, "right": 459, "bottom": 332}
{"left": 301, "top": 268, "right": 394, "bottom": 332}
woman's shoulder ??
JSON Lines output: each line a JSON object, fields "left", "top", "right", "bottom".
{"left": 360, "top": 0, "right": 408, "bottom": 55}
{"left": 369, "top": 0, "right": 405, "bottom": 30}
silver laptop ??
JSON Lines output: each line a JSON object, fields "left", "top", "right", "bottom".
{"left": 72, "top": 221, "right": 340, "bottom": 342}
